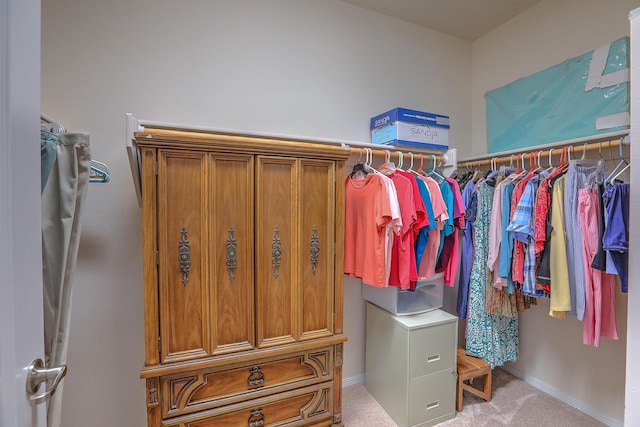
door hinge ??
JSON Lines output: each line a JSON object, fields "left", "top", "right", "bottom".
{"left": 156, "top": 250, "right": 159, "bottom": 265}
{"left": 333, "top": 243, "right": 336, "bottom": 255}
{"left": 155, "top": 161, "right": 158, "bottom": 176}
{"left": 157, "top": 336, "right": 162, "bottom": 354}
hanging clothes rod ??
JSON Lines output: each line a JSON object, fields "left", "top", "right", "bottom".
{"left": 458, "top": 135, "right": 629, "bottom": 168}
{"left": 349, "top": 146, "right": 445, "bottom": 164}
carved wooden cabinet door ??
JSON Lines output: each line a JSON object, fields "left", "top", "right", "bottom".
{"left": 156, "top": 150, "right": 254, "bottom": 364}
{"left": 255, "top": 156, "right": 299, "bottom": 349}
{"left": 298, "top": 159, "right": 336, "bottom": 342}
{"left": 208, "top": 154, "right": 255, "bottom": 356}
{"left": 255, "top": 156, "right": 336, "bottom": 349}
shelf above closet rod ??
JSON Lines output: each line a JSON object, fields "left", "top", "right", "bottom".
{"left": 458, "top": 133, "right": 629, "bottom": 168}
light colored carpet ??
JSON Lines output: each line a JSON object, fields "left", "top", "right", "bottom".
{"left": 342, "top": 368, "right": 606, "bottom": 426}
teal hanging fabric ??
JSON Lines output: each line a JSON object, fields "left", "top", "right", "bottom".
{"left": 486, "top": 37, "right": 629, "bottom": 153}
{"left": 40, "top": 130, "right": 58, "bottom": 193}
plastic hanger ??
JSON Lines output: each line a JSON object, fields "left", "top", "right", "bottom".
{"left": 40, "top": 113, "right": 66, "bottom": 134}
{"left": 364, "top": 148, "right": 384, "bottom": 176}
{"left": 350, "top": 149, "right": 368, "bottom": 178}
{"left": 426, "top": 154, "right": 445, "bottom": 183}
{"left": 89, "top": 160, "right": 110, "bottom": 183}
{"left": 377, "top": 149, "right": 395, "bottom": 175}
{"left": 610, "top": 161, "right": 630, "bottom": 183}
{"left": 569, "top": 143, "right": 602, "bottom": 167}
{"left": 605, "top": 137, "right": 629, "bottom": 184}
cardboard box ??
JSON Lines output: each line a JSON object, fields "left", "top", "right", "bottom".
{"left": 370, "top": 107, "right": 450, "bottom": 150}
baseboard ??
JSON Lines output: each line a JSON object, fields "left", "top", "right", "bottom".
{"left": 342, "top": 374, "right": 365, "bottom": 388}
{"left": 500, "top": 364, "right": 623, "bottom": 427}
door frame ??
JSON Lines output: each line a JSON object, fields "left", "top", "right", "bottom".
{"left": 0, "top": 0, "right": 45, "bottom": 425}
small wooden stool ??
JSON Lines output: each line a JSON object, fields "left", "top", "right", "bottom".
{"left": 456, "top": 348, "right": 492, "bottom": 412}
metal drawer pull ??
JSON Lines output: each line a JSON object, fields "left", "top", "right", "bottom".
{"left": 427, "top": 354, "right": 440, "bottom": 363}
{"left": 248, "top": 408, "right": 264, "bottom": 427}
{"left": 426, "top": 401, "right": 440, "bottom": 410}
{"left": 226, "top": 226, "right": 237, "bottom": 281}
{"left": 179, "top": 227, "right": 191, "bottom": 285}
{"left": 310, "top": 225, "right": 319, "bottom": 274}
{"left": 272, "top": 226, "right": 282, "bottom": 278}
{"left": 248, "top": 366, "right": 264, "bottom": 386}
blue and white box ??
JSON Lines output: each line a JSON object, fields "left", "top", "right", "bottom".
{"left": 370, "top": 107, "right": 450, "bottom": 150}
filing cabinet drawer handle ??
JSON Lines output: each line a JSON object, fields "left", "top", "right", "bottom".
{"left": 248, "top": 366, "right": 265, "bottom": 386}
{"left": 426, "top": 400, "right": 440, "bottom": 410}
{"left": 248, "top": 408, "right": 264, "bottom": 427}
{"left": 427, "top": 354, "right": 440, "bottom": 363}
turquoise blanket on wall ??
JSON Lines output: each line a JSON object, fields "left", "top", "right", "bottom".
{"left": 486, "top": 37, "right": 629, "bottom": 153}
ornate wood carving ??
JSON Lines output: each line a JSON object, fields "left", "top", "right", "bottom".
{"left": 167, "top": 375, "right": 199, "bottom": 413}
{"left": 302, "top": 387, "right": 331, "bottom": 420}
{"left": 306, "top": 349, "right": 331, "bottom": 378}
{"left": 147, "top": 377, "right": 159, "bottom": 406}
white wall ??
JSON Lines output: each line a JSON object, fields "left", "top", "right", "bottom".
{"left": 627, "top": 8, "right": 640, "bottom": 425}
{"left": 41, "top": 1, "right": 471, "bottom": 425}
{"left": 471, "top": 0, "right": 640, "bottom": 424}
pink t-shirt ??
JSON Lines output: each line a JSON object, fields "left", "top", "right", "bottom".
{"left": 487, "top": 179, "right": 509, "bottom": 288}
{"left": 344, "top": 174, "right": 392, "bottom": 288}
{"left": 380, "top": 174, "right": 402, "bottom": 284}
{"left": 445, "top": 177, "right": 466, "bottom": 229}
{"left": 443, "top": 178, "right": 465, "bottom": 286}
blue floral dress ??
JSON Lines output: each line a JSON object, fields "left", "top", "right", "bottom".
{"left": 465, "top": 181, "right": 519, "bottom": 368}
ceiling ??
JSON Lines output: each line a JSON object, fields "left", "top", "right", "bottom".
{"left": 340, "top": 0, "right": 544, "bottom": 41}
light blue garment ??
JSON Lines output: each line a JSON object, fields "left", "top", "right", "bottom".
{"left": 499, "top": 181, "right": 515, "bottom": 294}
{"left": 414, "top": 177, "right": 436, "bottom": 270}
{"left": 41, "top": 130, "right": 58, "bottom": 193}
{"left": 465, "top": 181, "right": 519, "bottom": 368}
{"left": 564, "top": 163, "right": 604, "bottom": 320}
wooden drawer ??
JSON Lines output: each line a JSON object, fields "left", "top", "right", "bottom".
{"left": 161, "top": 382, "right": 334, "bottom": 427}
{"left": 408, "top": 320, "right": 456, "bottom": 379}
{"left": 408, "top": 369, "right": 456, "bottom": 426}
{"left": 161, "top": 347, "right": 333, "bottom": 418}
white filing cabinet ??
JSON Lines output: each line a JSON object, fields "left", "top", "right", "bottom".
{"left": 365, "top": 302, "right": 458, "bottom": 427}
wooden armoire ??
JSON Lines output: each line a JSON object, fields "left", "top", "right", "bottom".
{"left": 135, "top": 125, "right": 350, "bottom": 427}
